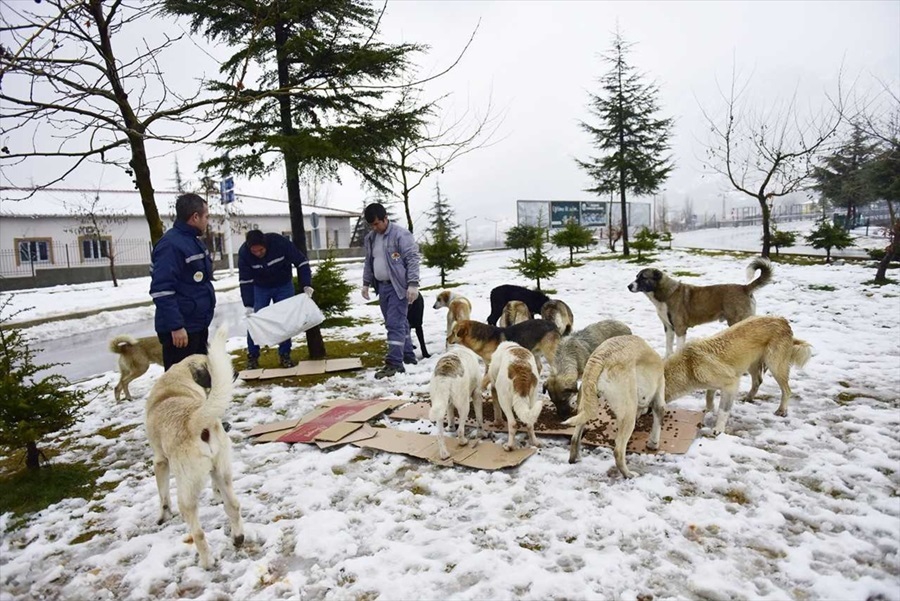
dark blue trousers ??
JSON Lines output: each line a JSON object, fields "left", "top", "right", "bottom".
{"left": 247, "top": 280, "right": 295, "bottom": 358}
{"left": 379, "top": 282, "right": 414, "bottom": 367}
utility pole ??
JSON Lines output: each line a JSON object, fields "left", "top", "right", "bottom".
{"left": 465, "top": 216, "right": 477, "bottom": 247}
{"left": 484, "top": 217, "right": 501, "bottom": 248}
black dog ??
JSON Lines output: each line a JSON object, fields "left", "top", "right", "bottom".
{"left": 486, "top": 284, "right": 551, "bottom": 326}
{"left": 407, "top": 293, "right": 430, "bottom": 358}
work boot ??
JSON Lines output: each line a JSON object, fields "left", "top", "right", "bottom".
{"left": 279, "top": 354, "right": 295, "bottom": 368}
{"left": 374, "top": 364, "right": 405, "bottom": 379}
{"left": 403, "top": 356, "right": 418, "bottom": 365}
{"left": 246, "top": 356, "right": 259, "bottom": 370}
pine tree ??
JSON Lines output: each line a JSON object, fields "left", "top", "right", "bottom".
{"left": 576, "top": 28, "right": 674, "bottom": 256}
{"left": 812, "top": 125, "right": 878, "bottom": 228}
{"left": 505, "top": 224, "right": 542, "bottom": 260}
{"left": 769, "top": 227, "right": 798, "bottom": 257}
{"left": 308, "top": 251, "right": 354, "bottom": 319}
{"left": 0, "top": 299, "right": 90, "bottom": 469}
{"left": 630, "top": 227, "right": 658, "bottom": 260}
{"left": 164, "top": 0, "right": 426, "bottom": 359}
{"left": 513, "top": 226, "right": 558, "bottom": 291}
{"left": 805, "top": 220, "right": 855, "bottom": 263}
{"left": 420, "top": 182, "right": 467, "bottom": 286}
{"left": 551, "top": 219, "right": 594, "bottom": 266}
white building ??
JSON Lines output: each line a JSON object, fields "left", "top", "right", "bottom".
{"left": 0, "top": 188, "right": 360, "bottom": 288}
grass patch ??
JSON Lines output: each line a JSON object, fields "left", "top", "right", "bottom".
{"left": 584, "top": 254, "right": 624, "bottom": 262}
{"left": 421, "top": 282, "right": 466, "bottom": 291}
{"left": 627, "top": 256, "right": 656, "bottom": 265}
{"left": 559, "top": 261, "right": 585, "bottom": 269}
{"left": 321, "top": 316, "right": 370, "bottom": 329}
{"left": 723, "top": 489, "right": 750, "bottom": 505}
{"left": 672, "top": 271, "right": 701, "bottom": 278}
{"left": 808, "top": 284, "right": 836, "bottom": 292}
{"left": 0, "top": 462, "right": 101, "bottom": 521}
{"left": 96, "top": 424, "right": 139, "bottom": 440}
{"left": 863, "top": 278, "right": 899, "bottom": 286}
{"left": 836, "top": 391, "right": 868, "bottom": 405}
{"left": 70, "top": 529, "right": 112, "bottom": 545}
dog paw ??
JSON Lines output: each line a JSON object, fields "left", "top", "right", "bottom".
{"left": 646, "top": 440, "right": 659, "bottom": 451}
{"left": 774, "top": 408, "right": 788, "bottom": 417}
{"left": 457, "top": 437, "right": 469, "bottom": 447}
{"left": 233, "top": 534, "right": 245, "bottom": 548}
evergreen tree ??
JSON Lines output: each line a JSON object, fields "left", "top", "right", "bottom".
{"left": 164, "top": 0, "right": 426, "bottom": 358}
{"left": 812, "top": 125, "right": 879, "bottom": 229}
{"left": 420, "top": 182, "right": 467, "bottom": 286}
{"left": 504, "top": 224, "right": 542, "bottom": 260}
{"left": 576, "top": 28, "right": 674, "bottom": 256}
{"left": 0, "top": 299, "right": 90, "bottom": 469}
{"left": 769, "top": 227, "right": 798, "bottom": 257}
{"left": 805, "top": 220, "right": 855, "bottom": 263}
{"left": 307, "top": 251, "right": 354, "bottom": 319}
{"left": 659, "top": 231, "right": 673, "bottom": 250}
{"left": 864, "top": 140, "right": 900, "bottom": 283}
{"left": 512, "top": 226, "right": 558, "bottom": 291}
{"left": 551, "top": 219, "right": 594, "bottom": 266}
{"left": 630, "top": 227, "right": 658, "bottom": 260}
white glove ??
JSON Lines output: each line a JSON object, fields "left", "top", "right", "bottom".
{"left": 362, "top": 286, "right": 370, "bottom": 300}
{"left": 304, "top": 286, "right": 314, "bottom": 297}
{"left": 244, "top": 307, "right": 254, "bottom": 317}
{"left": 406, "top": 286, "right": 419, "bottom": 304}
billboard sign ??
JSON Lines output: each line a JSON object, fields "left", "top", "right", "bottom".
{"left": 550, "top": 201, "right": 580, "bottom": 228}
{"left": 580, "top": 201, "right": 607, "bottom": 227}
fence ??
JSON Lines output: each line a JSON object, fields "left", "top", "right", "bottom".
{"left": 0, "top": 238, "right": 153, "bottom": 280}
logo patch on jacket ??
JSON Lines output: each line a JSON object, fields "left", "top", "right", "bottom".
{"left": 391, "top": 252, "right": 400, "bottom": 261}
{"left": 193, "top": 271, "right": 204, "bottom": 282}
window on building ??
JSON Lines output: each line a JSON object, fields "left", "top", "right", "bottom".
{"left": 16, "top": 238, "right": 52, "bottom": 265}
{"left": 333, "top": 229, "right": 339, "bottom": 248}
{"left": 80, "top": 236, "right": 112, "bottom": 261}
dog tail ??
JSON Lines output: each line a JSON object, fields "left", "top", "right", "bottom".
{"left": 562, "top": 356, "right": 602, "bottom": 428}
{"left": 791, "top": 338, "right": 813, "bottom": 368}
{"left": 746, "top": 257, "right": 774, "bottom": 292}
{"left": 108, "top": 334, "right": 139, "bottom": 354}
{"left": 428, "top": 379, "right": 452, "bottom": 422}
{"left": 199, "top": 324, "right": 234, "bottom": 422}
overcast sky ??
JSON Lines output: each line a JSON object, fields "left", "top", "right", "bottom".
{"left": 3, "top": 1, "right": 898, "bottom": 242}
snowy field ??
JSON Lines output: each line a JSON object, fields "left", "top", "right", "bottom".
{"left": 1, "top": 224, "right": 899, "bottom": 601}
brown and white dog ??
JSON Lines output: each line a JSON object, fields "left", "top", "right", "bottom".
{"left": 497, "top": 300, "right": 531, "bottom": 328}
{"left": 433, "top": 290, "right": 473, "bottom": 348}
{"left": 447, "top": 319, "right": 560, "bottom": 369}
{"left": 540, "top": 299, "right": 574, "bottom": 336}
{"left": 544, "top": 320, "right": 632, "bottom": 419}
{"left": 487, "top": 341, "right": 543, "bottom": 450}
{"left": 627, "top": 257, "right": 773, "bottom": 356}
{"left": 108, "top": 334, "right": 164, "bottom": 401}
{"left": 145, "top": 325, "right": 244, "bottom": 569}
{"left": 429, "top": 345, "right": 484, "bottom": 459}
{"left": 564, "top": 335, "right": 666, "bottom": 479}
{"left": 664, "top": 315, "right": 812, "bottom": 435}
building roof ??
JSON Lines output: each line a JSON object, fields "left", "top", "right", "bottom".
{"left": 0, "top": 188, "right": 359, "bottom": 219}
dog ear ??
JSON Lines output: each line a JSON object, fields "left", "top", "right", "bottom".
{"left": 190, "top": 363, "right": 212, "bottom": 389}
{"left": 457, "top": 324, "right": 468, "bottom": 339}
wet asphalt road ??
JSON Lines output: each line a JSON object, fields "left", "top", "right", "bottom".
{"left": 33, "top": 301, "right": 248, "bottom": 383}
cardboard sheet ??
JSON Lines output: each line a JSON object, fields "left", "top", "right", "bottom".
{"left": 239, "top": 357, "right": 363, "bottom": 380}
{"left": 389, "top": 401, "right": 703, "bottom": 454}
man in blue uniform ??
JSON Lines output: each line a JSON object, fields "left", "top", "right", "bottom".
{"left": 239, "top": 230, "right": 313, "bottom": 369}
{"left": 150, "top": 193, "right": 216, "bottom": 370}
{"left": 361, "top": 203, "right": 420, "bottom": 379}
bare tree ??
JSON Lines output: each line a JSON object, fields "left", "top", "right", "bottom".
{"left": 655, "top": 195, "right": 670, "bottom": 232}
{"left": 384, "top": 85, "right": 505, "bottom": 234}
{"left": 701, "top": 65, "right": 844, "bottom": 257}
{"left": 681, "top": 195, "right": 694, "bottom": 230}
{"left": 303, "top": 178, "right": 332, "bottom": 208}
{"left": 0, "top": 1, "right": 224, "bottom": 245}
{"left": 65, "top": 194, "right": 127, "bottom": 286}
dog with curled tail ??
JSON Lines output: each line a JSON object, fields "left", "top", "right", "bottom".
{"left": 488, "top": 341, "right": 543, "bottom": 451}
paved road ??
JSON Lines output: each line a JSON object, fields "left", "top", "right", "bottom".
{"left": 34, "top": 301, "right": 248, "bottom": 383}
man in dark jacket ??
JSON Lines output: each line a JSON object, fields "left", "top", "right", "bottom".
{"left": 238, "top": 230, "right": 313, "bottom": 369}
{"left": 149, "top": 193, "right": 216, "bottom": 370}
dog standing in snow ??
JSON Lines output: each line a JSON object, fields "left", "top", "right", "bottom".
{"left": 145, "top": 325, "right": 244, "bottom": 569}
{"left": 433, "top": 290, "right": 472, "bottom": 348}
{"left": 429, "top": 345, "right": 484, "bottom": 460}
{"left": 108, "top": 334, "right": 164, "bottom": 401}
{"left": 487, "top": 341, "right": 543, "bottom": 451}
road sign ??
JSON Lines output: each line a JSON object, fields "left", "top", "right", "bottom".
{"left": 310, "top": 212, "right": 320, "bottom": 229}
{"left": 219, "top": 176, "right": 235, "bottom": 204}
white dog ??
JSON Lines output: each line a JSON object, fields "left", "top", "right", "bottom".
{"left": 433, "top": 290, "right": 473, "bottom": 348}
{"left": 145, "top": 325, "right": 244, "bottom": 569}
{"left": 488, "top": 341, "right": 543, "bottom": 451}
{"left": 564, "top": 335, "right": 666, "bottom": 479}
{"left": 429, "top": 345, "right": 484, "bottom": 460}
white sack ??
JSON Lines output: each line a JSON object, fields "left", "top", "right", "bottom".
{"left": 246, "top": 293, "right": 325, "bottom": 346}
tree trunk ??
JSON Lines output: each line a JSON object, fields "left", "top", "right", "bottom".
{"left": 25, "top": 441, "right": 40, "bottom": 469}
{"left": 569, "top": 247, "right": 574, "bottom": 266}
{"left": 758, "top": 195, "right": 772, "bottom": 258}
{"left": 275, "top": 18, "right": 325, "bottom": 359}
{"left": 441, "top": 268, "right": 446, "bottom": 287}
{"left": 875, "top": 221, "right": 900, "bottom": 283}
{"left": 403, "top": 188, "right": 414, "bottom": 234}
{"left": 109, "top": 249, "right": 119, "bottom": 287}
{"left": 619, "top": 177, "right": 630, "bottom": 256}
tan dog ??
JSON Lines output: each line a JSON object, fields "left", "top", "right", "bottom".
{"left": 109, "top": 335, "right": 164, "bottom": 401}
{"left": 664, "top": 315, "right": 812, "bottom": 435}
{"left": 545, "top": 320, "right": 632, "bottom": 419}
{"left": 564, "top": 335, "right": 666, "bottom": 479}
{"left": 488, "top": 341, "right": 542, "bottom": 450}
{"left": 497, "top": 300, "right": 530, "bottom": 328}
{"left": 429, "top": 345, "right": 484, "bottom": 459}
{"left": 627, "top": 257, "right": 773, "bottom": 356}
{"left": 145, "top": 325, "right": 244, "bottom": 569}
{"left": 433, "top": 290, "right": 473, "bottom": 347}
{"left": 540, "top": 299, "right": 574, "bottom": 336}
{"left": 447, "top": 319, "right": 560, "bottom": 369}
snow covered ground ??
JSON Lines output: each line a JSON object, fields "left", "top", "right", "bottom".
{"left": 1, "top": 224, "right": 899, "bottom": 601}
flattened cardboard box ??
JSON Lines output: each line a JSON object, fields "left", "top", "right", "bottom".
{"left": 239, "top": 357, "right": 363, "bottom": 381}
{"left": 389, "top": 401, "right": 703, "bottom": 454}
{"left": 247, "top": 398, "right": 536, "bottom": 470}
